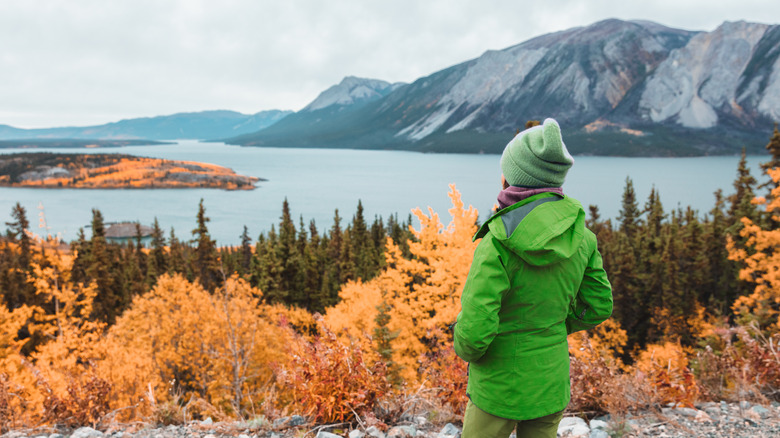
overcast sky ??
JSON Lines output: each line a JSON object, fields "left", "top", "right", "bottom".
{"left": 2, "top": 0, "right": 779, "bottom": 128}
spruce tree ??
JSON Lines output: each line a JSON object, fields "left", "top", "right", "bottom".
{"left": 617, "top": 177, "right": 641, "bottom": 241}
{"left": 192, "top": 199, "right": 219, "bottom": 290}
{"left": 728, "top": 147, "right": 760, "bottom": 230}
{"left": 374, "top": 294, "right": 402, "bottom": 386}
{"left": 148, "top": 218, "right": 167, "bottom": 284}
{"left": 240, "top": 225, "right": 252, "bottom": 276}
{"left": 5, "top": 203, "right": 31, "bottom": 269}
{"left": 86, "top": 209, "right": 121, "bottom": 323}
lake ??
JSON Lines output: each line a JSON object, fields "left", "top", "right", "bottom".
{"left": 0, "top": 141, "right": 767, "bottom": 245}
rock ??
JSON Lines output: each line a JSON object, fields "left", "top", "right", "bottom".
{"left": 674, "top": 407, "right": 700, "bottom": 418}
{"left": 694, "top": 410, "right": 712, "bottom": 423}
{"left": 203, "top": 435, "right": 217, "bottom": 438}
{"left": 316, "top": 432, "right": 343, "bottom": 438}
{"left": 70, "top": 427, "right": 104, "bottom": 438}
{"left": 557, "top": 417, "right": 589, "bottom": 436}
{"left": 771, "top": 401, "right": 780, "bottom": 408}
{"left": 50, "top": 435, "right": 64, "bottom": 438}
{"left": 704, "top": 406, "right": 720, "bottom": 417}
{"left": 366, "top": 426, "right": 386, "bottom": 438}
{"left": 201, "top": 417, "right": 213, "bottom": 425}
{"left": 752, "top": 405, "right": 770, "bottom": 418}
{"left": 437, "top": 423, "right": 461, "bottom": 438}
{"left": 739, "top": 400, "right": 752, "bottom": 409}
{"left": 589, "top": 430, "right": 609, "bottom": 438}
{"left": 237, "top": 435, "right": 251, "bottom": 438}
{"left": 349, "top": 431, "right": 366, "bottom": 438}
{"left": 387, "top": 426, "right": 416, "bottom": 438}
{"left": 414, "top": 416, "right": 427, "bottom": 426}
{"left": 273, "top": 415, "right": 306, "bottom": 428}
{"left": 589, "top": 419, "right": 608, "bottom": 431}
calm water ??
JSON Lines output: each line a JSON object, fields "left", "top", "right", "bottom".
{"left": 0, "top": 141, "right": 766, "bottom": 245}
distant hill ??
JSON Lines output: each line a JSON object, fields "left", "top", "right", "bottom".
{"left": 0, "top": 110, "right": 292, "bottom": 141}
{"left": 225, "top": 19, "right": 780, "bottom": 156}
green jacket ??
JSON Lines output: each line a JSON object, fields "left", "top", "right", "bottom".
{"left": 453, "top": 192, "right": 612, "bottom": 420}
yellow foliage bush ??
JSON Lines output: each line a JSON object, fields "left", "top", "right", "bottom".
{"left": 100, "top": 273, "right": 293, "bottom": 419}
{"left": 326, "top": 185, "right": 478, "bottom": 382}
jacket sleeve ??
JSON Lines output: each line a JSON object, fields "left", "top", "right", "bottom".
{"left": 566, "top": 239, "right": 613, "bottom": 334}
{"left": 454, "top": 235, "right": 510, "bottom": 363}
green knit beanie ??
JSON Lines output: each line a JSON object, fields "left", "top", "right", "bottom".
{"left": 500, "top": 118, "right": 574, "bottom": 188}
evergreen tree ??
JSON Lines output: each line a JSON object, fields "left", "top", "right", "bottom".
{"left": 148, "top": 218, "right": 167, "bottom": 284}
{"left": 3, "top": 203, "right": 35, "bottom": 309}
{"left": 240, "top": 225, "right": 252, "bottom": 276}
{"left": 192, "top": 199, "right": 220, "bottom": 290}
{"left": 728, "top": 147, "right": 760, "bottom": 230}
{"left": 349, "top": 200, "right": 375, "bottom": 280}
{"left": 168, "top": 227, "right": 188, "bottom": 279}
{"left": 374, "top": 292, "right": 402, "bottom": 386}
{"left": 322, "top": 209, "right": 344, "bottom": 302}
{"left": 617, "top": 177, "right": 641, "bottom": 241}
{"left": 86, "top": 209, "right": 121, "bottom": 323}
{"left": 704, "top": 190, "right": 736, "bottom": 314}
{"left": 5, "top": 203, "right": 31, "bottom": 269}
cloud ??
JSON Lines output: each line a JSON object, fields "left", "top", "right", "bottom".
{"left": 1, "top": 0, "right": 778, "bottom": 128}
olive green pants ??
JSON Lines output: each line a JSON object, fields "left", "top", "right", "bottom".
{"left": 461, "top": 400, "right": 563, "bottom": 438}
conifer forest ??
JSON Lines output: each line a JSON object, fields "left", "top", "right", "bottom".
{"left": 1, "top": 127, "right": 780, "bottom": 430}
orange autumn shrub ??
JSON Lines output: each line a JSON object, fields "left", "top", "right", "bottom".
{"left": 634, "top": 342, "right": 699, "bottom": 407}
{"left": 37, "top": 366, "right": 111, "bottom": 428}
{"left": 694, "top": 324, "right": 780, "bottom": 402}
{"left": 326, "top": 185, "right": 478, "bottom": 383}
{"left": 0, "top": 303, "right": 34, "bottom": 429}
{"left": 100, "top": 273, "right": 292, "bottom": 419}
{"left": 567, "top": 321, "right": 640, "bottom": 414}
{"left": 418, "top": 329, "right": 468, "bottom": 418}
{"left": 275, "top": 316, "right": 390, "bottom": 424}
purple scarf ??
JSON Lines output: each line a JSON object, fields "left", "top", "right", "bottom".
{"left": 497, "top": 186, "right": 564, "bottom": 210}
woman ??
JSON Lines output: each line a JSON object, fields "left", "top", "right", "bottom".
{"left": 454, "top": 118, "right": 613, "bottom": 438}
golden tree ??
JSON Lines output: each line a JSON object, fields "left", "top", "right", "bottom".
{"left": 326, "top": 185, "right": 479, "bottom": 382}
{"left": 728, "top": 167, "right": 780, "bottom": 332}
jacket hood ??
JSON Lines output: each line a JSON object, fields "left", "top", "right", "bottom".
{"left": 474, "top": 193, "right": 586, "bottom": 266}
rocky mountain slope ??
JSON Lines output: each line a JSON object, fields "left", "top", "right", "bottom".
{"left": 228, "top": 19, "right": 780, "bottom": 156}
{"left": 0, "top": 110, "right": 291, "bottom": 141}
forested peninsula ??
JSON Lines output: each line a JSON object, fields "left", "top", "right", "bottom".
{"left": 0, "top": 153, "right": 261, "bottom": 189}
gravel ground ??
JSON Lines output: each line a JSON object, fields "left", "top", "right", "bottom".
{"left": 2, "top": 401, "right": 779, "bottom": 438}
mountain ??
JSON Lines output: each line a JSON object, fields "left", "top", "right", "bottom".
{"left": 0, "top": 110, "right": 292, "bottom": 141}
{"left": 227, "top": 19, "right": 780, "bottom": 156}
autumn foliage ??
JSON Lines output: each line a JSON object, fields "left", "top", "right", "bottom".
{"left": 3, "top": 164, "right": 780, "bottom": 431}
{"left": 0, "top": 153, "right": 258, "bottom": 190}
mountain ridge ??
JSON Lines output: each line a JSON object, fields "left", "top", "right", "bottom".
{"left": 0, "top": 109, "right": 292, "bottom": 141}
{"left": 227, "top": 19, "right": 780, "bottom": 156}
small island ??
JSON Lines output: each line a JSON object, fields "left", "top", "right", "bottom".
{"left": 0, "top": 153, "right": 262, "bottom": 190}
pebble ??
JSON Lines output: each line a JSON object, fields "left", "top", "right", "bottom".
{"left": 316, "top": 432, "right": 342, "bottom": 438}
{"left": 387, "top": 425, "right": 416, "bottom": 438}
{"left": 437, "top": 423, "right": 460, "bottom": 438}
{"left": 349, "top": 431, "right": 366, "bottom": 438}
{"left": 752, "top": 405, "right": 770, "bottom": 418}
{"left": 70, "top": 428, "right": 103, "bottom": 438}
{"left": 558, "top": 416, "right": 589, "bottom": 436}
{"left": 366, "top": 426, "right": 385, "bottom": 438}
